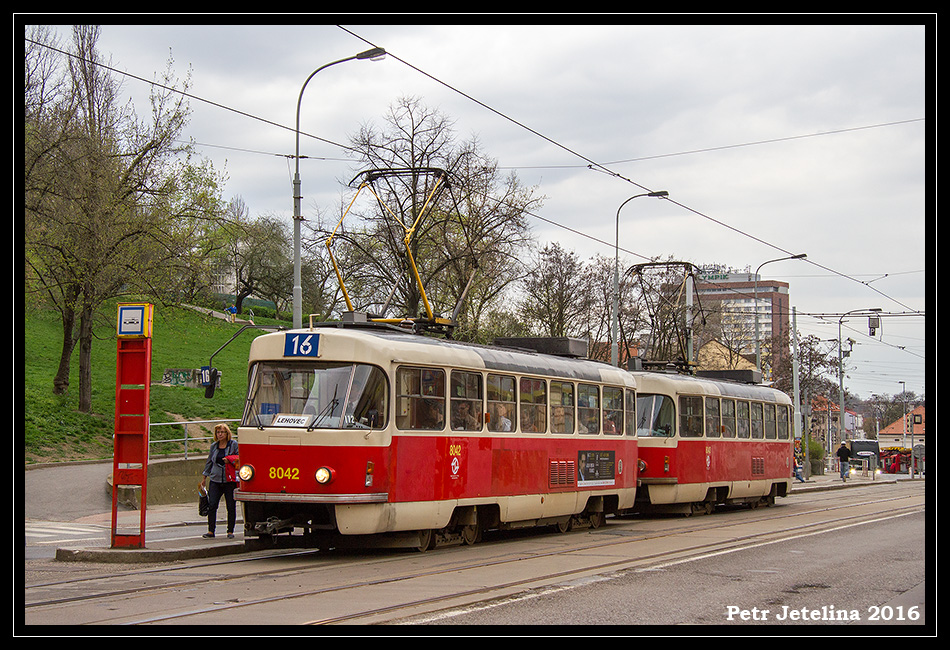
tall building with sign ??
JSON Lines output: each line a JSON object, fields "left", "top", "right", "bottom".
{"left": 693, "top": 264, "right": 791, "bottom": 366}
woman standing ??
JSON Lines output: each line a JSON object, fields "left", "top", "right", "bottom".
{"left": 199, "top": 423, "right": 239, "bottom": 538}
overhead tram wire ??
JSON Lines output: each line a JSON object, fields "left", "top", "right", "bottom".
{"left": 24, "top": 37, "right": 361, "bottom": 160}
{"left": 337, "top": 26, "right": 923, "bottom": 315}
{"left": 36, "top": 31, "right": 921, "bottom": 316}
{"left": 28, "top": 36, "right": 656, "bottom": 266}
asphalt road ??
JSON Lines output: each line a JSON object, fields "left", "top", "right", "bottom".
{"left": 24, "top": 460, "right": 124, "bottom": 522}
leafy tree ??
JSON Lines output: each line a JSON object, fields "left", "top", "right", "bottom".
{"left": 24, "top": 25, "right": 224, "bottom": 411}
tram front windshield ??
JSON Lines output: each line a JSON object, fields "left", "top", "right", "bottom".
{"left": 243, "top": 361, "right": 388, "bottom": 430}
{"left": 636, "top": 393, "right": 675, "bottom": 437}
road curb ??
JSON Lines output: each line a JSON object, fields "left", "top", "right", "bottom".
{"left": 55, "top": 541, "right": 248, "bottom": 563}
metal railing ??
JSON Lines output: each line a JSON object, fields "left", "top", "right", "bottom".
{"left": 147, "top": 419, "right": 240, "bottom": 459}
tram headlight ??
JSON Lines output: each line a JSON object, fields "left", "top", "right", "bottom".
{"left": 238, "top": 464, "right": 255, "bottom": 481}
{"left": 315, "top": 466, "right": 336, "bottom": 485}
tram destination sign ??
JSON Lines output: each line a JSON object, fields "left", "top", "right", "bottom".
{"left": 284, "top": 332, "right": 319, "bottom": 357}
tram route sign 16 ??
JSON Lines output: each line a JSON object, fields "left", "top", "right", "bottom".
{"left": 284, "top": 332, "right": 320, "bottom": 357}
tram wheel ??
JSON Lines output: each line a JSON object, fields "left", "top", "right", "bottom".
{"left": 415, "top": 529, "right": 435, "bottom": 552}
{"left": 554, "top": 517, "right": 573, "bottom": 534}
{"left": 589, "top": 512, "right": 606, "bottom": 529}
{"left": 461, "top": 521, "right": 481, "bottom": 545}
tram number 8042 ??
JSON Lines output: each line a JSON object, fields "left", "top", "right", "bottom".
{"left": 268, "top": 466, "right": 300, "bottom": 480}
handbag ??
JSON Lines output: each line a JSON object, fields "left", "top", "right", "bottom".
{"left": 224, "top": 454, "right": 240, "bottom": 483}
{"left": 198, "top": 485, "right": 209, "bottom": 517}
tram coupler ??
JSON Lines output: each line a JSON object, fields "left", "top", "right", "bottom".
{"left": 252, "top": 516, "right": 295, "bottom": 537}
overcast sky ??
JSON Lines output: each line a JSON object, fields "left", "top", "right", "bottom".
{"left": 33, "top": 19, "right": 930, "bottom": 402}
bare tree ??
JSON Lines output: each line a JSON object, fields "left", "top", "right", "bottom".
{"left": 519, "top": 243, "right": 589, "bottom": 338}
{"left": 310, "top": 96, "right": 539, "bottom": 336}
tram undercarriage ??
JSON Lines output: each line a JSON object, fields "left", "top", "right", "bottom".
{"left": 241, "top": 493, "right": 623, "bottom": 552}
{"left": 630, "top": 480, "right": 788, "bottom": 516}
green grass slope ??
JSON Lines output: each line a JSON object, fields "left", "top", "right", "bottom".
{"left": 24, "top": 301, "right": 272, "bottom": 464}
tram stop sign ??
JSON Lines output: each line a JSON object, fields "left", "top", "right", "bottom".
{"left": 117, "top": 303, "right": 153, "bottom": 338}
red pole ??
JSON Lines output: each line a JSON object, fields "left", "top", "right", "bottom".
{"left": 111, "top": 304, "right": 153, "bottom": 548}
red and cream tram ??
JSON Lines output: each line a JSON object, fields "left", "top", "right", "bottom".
{"left": 234, "top": 319, "right": 638, "bottom": 550}
{"left": 631, "top": 370, "right": 793, "bottom": 515}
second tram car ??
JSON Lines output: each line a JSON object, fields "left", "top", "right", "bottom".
{"left": 233, "top": 320, "right": 639, "bottom": 550}
{"left": 631, "top": 370, "right": 793, "bottom": 515}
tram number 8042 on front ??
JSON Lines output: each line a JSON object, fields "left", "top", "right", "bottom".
{"left": 269, "top": 466, "right": 300, "bottom": 480}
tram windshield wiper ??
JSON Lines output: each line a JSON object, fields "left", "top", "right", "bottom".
{"left": 309, "top": 386, "right": 339, "bottom": 431}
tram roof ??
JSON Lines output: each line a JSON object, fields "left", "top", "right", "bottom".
{"left": 633, "top": 370, "right": 791, "bottom": 403}
{"left": 252, "top": 322, "right": 634, "bottom": 386}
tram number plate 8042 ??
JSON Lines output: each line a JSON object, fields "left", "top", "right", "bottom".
{"left": 269, "top": 467, "right": 300, "bottom": 480}
{"left": 284, "top": 333, "right": 319, "bottom": 357}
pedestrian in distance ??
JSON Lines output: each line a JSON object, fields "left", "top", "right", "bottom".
{"left": 199, "top": 423, "right": 239, "bottom": 538}
{"left": 836, "top": 442, "right": 852, "bottom": 482}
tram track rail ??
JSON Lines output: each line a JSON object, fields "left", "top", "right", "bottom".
{"left": 23, "top": 484, "right": 924, "bottom": 625}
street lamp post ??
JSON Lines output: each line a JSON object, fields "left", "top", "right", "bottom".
{"left": 612, "top": 191, "right": 669, "bottom": 367}
{"left": 837, "top": 307, "right": 882, "bottom": 448}
{"left": 753, "top": 253, "right": 807, "bottom": 373}
{"left": 293, "top": 47, "right": 386, "bottom": 329}
{"left": 899, "top": 380, "right": 907, "bottom": 464}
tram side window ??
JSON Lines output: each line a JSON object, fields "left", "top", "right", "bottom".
{"left": 396, "top": 367, "right": 445, "bottom": 430}
{"left": 578, "top": 384, "right": 600, "bottom": 434}
{"left": 636, "top": 394, "right": 675, "bottom": 437}
{"left": 680, "top": 396, "right": 704, "bottom": 437}
{"left": 550, "top": 381, "right": 575, "bottom": 434}
{"left": 705, "top": 397, "right": 721, "bottom": 438}
{"left": 603, "top": 386, "right": 624, "bottom": 435}
{"left": 777, "top": 405, "right": 789, "bottom": 439}
{"left": 751, "top": 402, "right": 764, "bottom": 439}
{"left": 450, "top": 370, "right": 483, "bottom": 431}
{"left": 764, "top": 403, "right": 776, "bottom": 439}
{"left": 721, "top": 399, "right": 736, "bottom": 438}
{"left": 520, "top": 377, "right": 547, "bottom": 433}
{"left": 625, "top": 389, "right": 637, "bottom": 436}
{"left": 487, "top": 373, "right": 516, "bottom": 432}
{"left": 736, "top": 401, "right": 751, "bottom": 438}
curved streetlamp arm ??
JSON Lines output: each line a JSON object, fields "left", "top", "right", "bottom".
{"left": 292, "top": 47, "right": 386, "bottom": 330}
{"left": 612, "top": 190, "right": 669, "bottom": 366}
